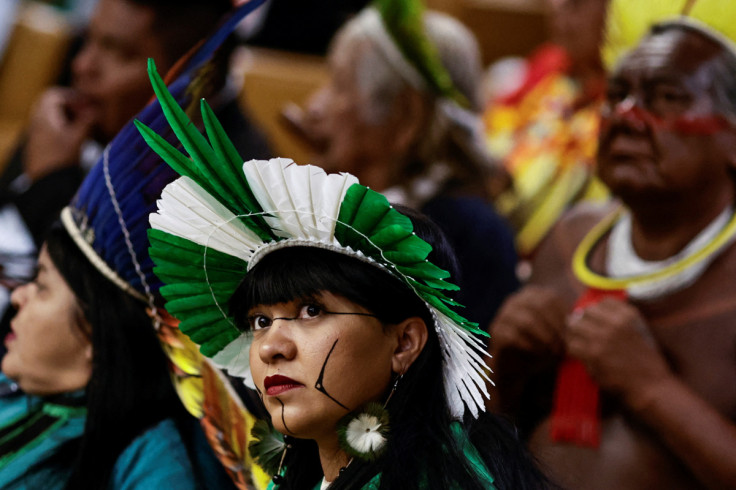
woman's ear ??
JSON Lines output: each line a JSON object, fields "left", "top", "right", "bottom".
{"left": 391, "top": 317, "right": 428, "bottom": 374}
{"left": 387, "top": 88, "right": 431, "bottom": 157}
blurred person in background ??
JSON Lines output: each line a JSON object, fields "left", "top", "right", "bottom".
{"left": 488, "top": 3, "right": 736, "bottom": 487}
{"left": 0, "top": 3, "right": 267, "bottom": 483}
{"left": 286, "top": 0, "right": 519, "bottom": 328}
{"left": 0, "top": 0, "right": 271, "bottom": 328}
{"left": 483, "top": 0, "right": 610, "bottom": 259}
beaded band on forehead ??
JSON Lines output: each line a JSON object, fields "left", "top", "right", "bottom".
{"left": 61, "top": 206, "right": 147, "bottom": 303}
{"left": 198, "top": 208, "right": 429, "bottom": 325}
{"left": 61, "top": 144, "right": 160, "bottom": 324}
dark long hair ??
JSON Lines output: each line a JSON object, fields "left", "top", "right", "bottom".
{"left": 42, "top": 224, "right": 190, "bottom": 489}
{"left": 230, "top": 208, "right": 551, "bottom": 489}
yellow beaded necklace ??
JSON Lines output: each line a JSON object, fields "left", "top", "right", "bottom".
{"left": 572, "top": 206, "right": 736, "bottom": 291}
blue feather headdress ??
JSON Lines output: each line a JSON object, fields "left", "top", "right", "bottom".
{"left": 61, "top": 0, "right": 268, "bottom": 306}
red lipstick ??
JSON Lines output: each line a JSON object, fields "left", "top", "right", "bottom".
{"left": 264, "top": 374, "right": 303, "bottom": 396}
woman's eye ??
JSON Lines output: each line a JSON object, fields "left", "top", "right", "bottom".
{"left": 300, "top": 304, "right": 323, "bottom": 319}
{"left": 249, "top": 315, "right": 272, "bottom": 330}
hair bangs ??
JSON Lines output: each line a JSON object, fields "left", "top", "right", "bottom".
{"left": 229, "top": 246, "right": 429, "bottom": 332}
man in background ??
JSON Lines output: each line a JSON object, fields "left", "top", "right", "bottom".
{"left": 489, "top": 19, "right": 736, "bottom": 489}
{"left": 0, "top": 0, "right": 270, "bottom": 325}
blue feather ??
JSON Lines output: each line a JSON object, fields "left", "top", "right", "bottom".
{"left": 66, "top": 0, "right": 268, "bottom": 299}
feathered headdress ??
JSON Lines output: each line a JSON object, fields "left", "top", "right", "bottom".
{"left": 603, "top": 0, "right": 736, "bottom": 69}
{"left": 137, "top": 68, "right": 492, "bottom": 420}
{"left": 61, "top": 0, "right": 268, "bottom": 308}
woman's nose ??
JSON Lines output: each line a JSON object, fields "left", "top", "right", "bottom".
{"left": 71, "top": 42, "right": 99, "bottom": 86}
{"left": 257, "top": 320, "right": 297, "bottom": 364}
{"left": 9, "top": 283, "right": 29, "bottom": 310}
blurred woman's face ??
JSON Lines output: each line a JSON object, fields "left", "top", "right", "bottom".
{"left": 249, "top": 291, "right": 397, "bottom": 442}
{"left": 295, "top": 36, "right": 412, "bottom": 191}
{"left": 2, "top": 247, "right": 92, "bottom": 395}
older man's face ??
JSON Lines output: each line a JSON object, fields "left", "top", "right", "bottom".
{"left": 597, "top": 28, "right": 736, "bottom": 205}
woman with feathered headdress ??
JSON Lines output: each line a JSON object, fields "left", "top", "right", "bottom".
{"left": 136, "top": 26, "right": 552, "bottom": 490}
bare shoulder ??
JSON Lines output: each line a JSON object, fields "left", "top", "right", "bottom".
{"left": 555, "top": 200, "right": 618, "bottom": 240}
{"left": 529, "top": 200, "right": 618, "bottom": 287}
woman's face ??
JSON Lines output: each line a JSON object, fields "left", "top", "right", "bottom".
{"left": 249, "top": 291, "right": 398, "bottom": 441}
{"left": 2, "top": 247, "right": 92, "bottom": 395}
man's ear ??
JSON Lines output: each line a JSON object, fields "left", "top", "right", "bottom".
{"left": 391, "top": 316, "right": 428, "bottom": 374}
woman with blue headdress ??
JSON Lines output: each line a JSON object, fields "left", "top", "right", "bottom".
{"left": 0, "top": 1, "right": 269, "bottom": 488}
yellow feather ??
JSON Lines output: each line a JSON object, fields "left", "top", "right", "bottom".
{"left": 155, "top": 312, "right": 266, "bottom": 489}
{"left": 603, "top": 0, "right": 736, "bottom": 69}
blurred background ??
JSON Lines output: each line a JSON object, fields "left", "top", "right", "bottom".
{"left": 0, "top": 0, "right": 550, "bottom": 172}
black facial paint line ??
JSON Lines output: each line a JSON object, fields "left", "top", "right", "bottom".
{"left": 314, "top": 338, "right": 350, "bottom": 411}
{"left": 276, "top": 397, "right": 295, "bottom": 435}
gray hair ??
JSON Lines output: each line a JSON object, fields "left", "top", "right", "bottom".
{"left": 649, "top": 21, "right": 736, "bottom": 121}
{"left": 331, "top": 8, "right": 493, "bottom": 194}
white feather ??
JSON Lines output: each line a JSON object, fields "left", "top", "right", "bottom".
{"left": 432, "top": 307, "right": 491, "bottom": 419}
{"left": 242, "top": 159, "right": 358, "bottom": 243}
{"left": 210, "top": 333, "right": 254, "bottom": 388}
{"left": 151, "top": 177, "right": 263, "bottom": 262}
{"left": 346, "top": 414, "right": 387, "bottom": 453}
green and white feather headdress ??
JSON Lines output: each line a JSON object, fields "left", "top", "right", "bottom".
{"left": 137, "top": 60, "right": 491, "bottom": 419}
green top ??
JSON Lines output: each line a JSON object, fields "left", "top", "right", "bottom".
{"left": 267, "top": 422, "right": 495, "bottom": 489}
{"left": 0, "top": 374, "right": 207, "bottom": 489}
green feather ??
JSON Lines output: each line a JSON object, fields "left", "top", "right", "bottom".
{"left": 369, "top": 225, "right": 416, "bottom": 250}
{"left": 147, "top": 60, "right": 217, "bottom": 171}
{"left": 134, "top": 120, "right": 201, "bottom": 182}
{"left": 373, "top": 0, "right": 468, "bottom": 107}
{"left": 334, "top": 184, "right": 368, "bottom": 235}
{"left": 179, "top": 318, "right": 239, "bottom": 346}
{"left": 147, "top": 61, "right": 227, "bottom": 195}
{"left": 143, "top": 60, "right": 276, "bottom": 241}
{"left": 148, "top": 229, "right": 244, "bottom": 356}
{"left": 334, "top": 183, "right": 479, "bottom": 336}
{"left": 248, "top": 419, "right": 286, "bottom": 476}
{"left": 200, "top": 98, "right": 273, "bottom": 240}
